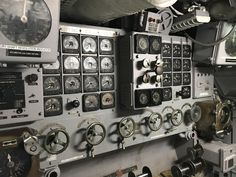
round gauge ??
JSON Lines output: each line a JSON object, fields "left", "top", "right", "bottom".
{"left": 0, "top": 148, "right": 32, "bottom": 177}
{"left": 163, "top": 73, "right": 172, "bottom": 86}
{"left": 101, "top": 75, "right": 114, "bottom": 91}
{"left": 43, "top": 59, "right": 60, "bottom": 70}
{"left": 0, "top": 0, "right": 52, "bottom": 45}
{"left": 190, "top": 104, "right": 202, "bottom": 123}
{"left": 139, "top": 92, "right": 149, "bottom": 105}
{"left": 183, "top": 59, "right": 191, "bottom": 71}
{"left": 163, "top": 88, "right": 172, "bottom": 101}
{"left": 138, "top": 37, "right": 149, "bottom": 51}
{"left": 64, "top": 56, "right": 80, "bottom": 70}
{"left": 64, "top": 76, "right": 80, "bottom": 93}
{"left": 171, "top": 109, "right": 183, "bottom": 126}
{"left": 151, "top": 90, "right": 161, "bottom": 105}
{"left": 83, "top": 95, "right": 99, "bottom": 111}
{"left": 84, "top": 76, "right": 99, "bottom": 92}
{"left": 173, "top": 73, "right": 182, "bottom": 86}
{"left": 44, "top": 98, "right": 62, "bottom": 113}
{"left": 151, "top": 38, "right": 161, "bottom": 52}
{"left": 100, "top": 39, "right": 113, "bottom": 53}
{"left": 162, "top": 43, "right": 171, "bottom": 56}
{"left": 163, "top": 58, "right": 172, "bottom": 72}
{"left": 101, "top": 57, "right": 114, "bottom": 72}
{"left": 82, "top": 37, "right": 97, "bottom": 53}
{"left": 43, "top": 77, "right": 61, "bottom": 94}
{"left": 183, "top": 73, "right": 191, "bottom": 85}
{"left": 225, "top": 31, "right": 236, "bottom": 57}
{"left": 182, "top": 86, "right": 191, "bottom": 98}
{"left": 147, "top": 113, "right": 163, "bottom": 131}
{"left": 101, "top": 93, "right": 114, "bottom": 108}
{"left": 173, "top": 44, "right": 181, "bottom": 57}
{"left": 63, "top": 36, "right": 79, "bottom": 50}
{"left": 173, "top": 59, "right": 182, "bottom": 71}
{"left": 83, "top": 57, "right": 98, "bottom": 72}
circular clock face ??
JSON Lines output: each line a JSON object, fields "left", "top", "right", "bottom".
{"left": 82, "top": 37, "right": 97, "bottom": 53}
{"left": 0, "top": 0, "right": 52, "bottom": 45}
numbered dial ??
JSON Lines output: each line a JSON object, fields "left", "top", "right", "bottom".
{"left": 135, "top": 35, "right": 149, "bottom": 53}
{"left": 101, "top": 92, "right": 115, "bottom": 109}
{"left": 64, "top": 76, "right": 81, "bottom": 94}
{"left": 150, "top": 36, "right": 162, "bottom": 54}
{"left": 173, "top": 44, "right": 182, "bottom": 57}
{"left": 135, "top": 90, "right": 150, "bottom": 108}
{"left": 43, "top": 59, "right": 60, "bottom": 74}
{"left": 101, "top": 75, "right": 114, "bottom": 91}
{"left": 150, "top": 89, "right": 162, "bottom": 106}
{"left": 82, "top": 36, "right": 97, "bottom": 54}
{"left": 163, "top": 87, "right": 172, "bottom": 101}
{"left": 162, "top": 43, "right": 172, "bottom": 57}
{"left": 118, "top": 117, "right": 136, "bottom": 138}
{"left": 83, "top": 94, "right": 99, "bottom": 112}
{"left": 147, "top": 113, "right": 163, "bottom": 131}
{"left": 100, "top": 38, "right": 113, "bottom": 54}
{"left": 171, "top": 109, "right": 183, "bottom": 126}
{"left": 44, "top": 97, "right": 62, "bottom": 117}
{"left": 100, "top": 57, "right": 114, "bottom": 73}
{"left": 43, "top": 128, "right": 70, "bottom": 155}
{"left": 63, "top": 56, "right": 80, "bottom": 74}
{"left": 85, "top": 122, "right": 106, "bottom": 146}
{"left": 62, "top": 35, "right": 79, "bottom": 53}
{"left": 43, "top": 76, "right": 61, "bottom": 95}
{"left": 83, "top": 76, "right": 99, "bottom": 92}
{"left": 0, "top": 0, "right": 51, "bottom": 45}
{"left": 83, "top": 56, "right": 98, "bottom": 73}
{"left": 181, "top": 86, "right": 191, "bottom": 99}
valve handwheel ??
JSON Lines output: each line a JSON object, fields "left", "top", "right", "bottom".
{"left": 147, "top": 113, "right": 163, "bottom": 131}
{"left": 171, "top": 109, "right": 183, "bottom": 126}
{"left": 118, "top": 117, "right": 136, "bottom": 138}
{"left": 85, "top": 122, "right": 106, "bottom": 146}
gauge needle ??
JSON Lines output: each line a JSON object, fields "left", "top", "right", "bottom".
{"left": 21, "top": 0, "right": 28, "bottom": 23}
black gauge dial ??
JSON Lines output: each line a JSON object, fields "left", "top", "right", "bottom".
{"left": 82, "top": 36, "right": 97, "bottom": 54}
{"left": 173, "top": 44, "right": 182, "bottom": 57}
{"left": 83, "top": 75, "right": 99, "bottom": 92}
{"left": 150, "top": 89, "right": 162, "bottom": 106}
{"left": 163, "top": 88, "right": 172, "bottom": 101}
{"left": 100, "top": 57, "right": 114, "bottom": 73}
{"left": 0, "top": 0, "right": 51, "bottom": 45}
{"left": 43, "top": 76, "right": 61, "bottom": 95}
{"left": 135, "top": 90, "right": 150, "bottom": 108}
{"left": 163, "top": 58, "right": 172, "bottom": 72}
{"left": 63, "top": 56, "right": 80, "bottom": 74}
{"left": 150, "top": 36, "right": 162, "bottom": 54}
{"left": 135, "top": 35, "right": 149, "bottom": 54}
{"left": 183, "top": 73, "right": 191, "bottom": 85}
{"left": 62, "top": 35, "right": 79, "bottom": 53}
{"left": 173, "top": 59, "right": 182, "bottom": 71}
{"left": 101, "top": 92, "right": 115, "bottom": 109}
{"left": 43, "top": 59, "right": 60, "bottom": 74}
{"left": 163, "top": 73, "right": 172, "bottom": 87}
{"left": 83, "top": 56, "right": 98, "bottom": 73}
{"left": 183, "top": 59, "right": 191, "bottom": 71}
{"left": 181, "top": 86, "right": 191, "bottom": 99}
{"left": 183, "top": 45, "right": 191, "bottom": 58}
{"left": 83, "top": 94, "right": 99, "bottom": 112}
{"left": 101, "top": 75, "right": 114, "bottom": 91}
{"left": 173, "top": 73, "right": 182, "bottom": 86}
{"left": 162, "top": 43, "right": 172, "bottom": 57}
{"left": 100, "top": 38, "right": 113, "bottom": 54}
{"left": 64, "top": 76, "right": 81, "bottom": 94}
{"left": 44, "top": 97, "right": 62, "bottom": 117}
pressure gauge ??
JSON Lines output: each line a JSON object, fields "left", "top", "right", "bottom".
{"left": 101, "top": 75, "right": 114, "bottom": 91}
{"left": 82, "top": 36, "right": 97, "bottom": 54}
{"left": 83, "top": 94, "right": 100, "bottom": 112}
{"left": 135, "top": 34, "right": 149, "bottom": 54}
{"left": 150, "top": 89, "right": 162, "bottom": 106}
{"left": 101, "top": 92, "right": 115, "bottom": 109}
{"left": 62, "top": 35, "right": 79, "bottom": 53}
{"left": 43, "top": 59, "right": 60, "bottom": 74}
{"left": 83, "top": 56, "right": 98, "bottom": 73}
{"left": 173, "top": 44, "right": 182, "bottom": 57}
{"left": 83, "top": 75, "right": 99, "bottom": 92}
{"left": 63, "top": 56, "right": 80, "bottom": 74}
{"left": 163, "top": 58, "right": 172, "bottom": 72}
{"left": 0, "top": 0, "right": 51, "bottom": 45}
{"left": 181, "top": 86, "right": 191, "bottom": 99}
{"left": 100, "top": 38, "right": 114, "bottom": 54}
{"left": 173, "top": 59, "right": 182, "bottom": 71}
{"left": 173, "top": 73, "right": 182, "bottom": 86}
{"left": 135, "top": 90, "right": 150, "bottom": 108}
{"left": 43, "top": 76, "right": 61, "bottom": 95}
{"left": 150, "top": 36, "right": 162, "bottom": 54}
{"left": 44, "top": 97, "right": 63, "bottom": 117}
{"left": 183, "top": 45, "right": 191, "bottom": 58}
{"left": 64, "top": 76, "right": 81, "bottom": 94}
{"left": 183, "top": 73, "right": 191, "bottom": 85}
{"left": 163, "top": 73, "right": 172, "bottom": 87}
{"left": 162, "top": 87, "right": 172, "bottom": 101}
{"left": 183, "top": 59, "right": 191, "bottom": 71}
{"left": 162, "top": 43, "right": 172, "bottom": 57}
{"left": 100, "top": 57, "right": 114, "bottom": 73}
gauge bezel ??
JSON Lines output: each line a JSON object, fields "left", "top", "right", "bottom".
{"left": 82, "top": 56, "right": 99, "bottom": 73}
{"left": 81, "top": 35, "right": 98, "bottom": 54}
{"left": 62, "top": 34, "right": 80, "bottom": 53}
{"left": 100, "top": 92, "right": 115, "bottom": 109}
{"left": 101, "top": 75, "right": 115, "bottom": 91}
{"left": 44, "top": 96, "right": 63, "bottom": 117}
{"left": 135, "top": 34, "right": 149, "bottom": 54}
{"left": 82, "top": 94, "right": 100, "bottom": 112}
{"left": 64, "top": 75, "right": 81, "bottom": 94}
{"left": 43, "top": 58, "right": 61, "bottom": 74}
{"left": 63, "top": 55, "right": 81, "bottom": 74}
{"left": 149, "top": 36, "right": 162, "bottom": 54}
{"left": 83, "top": 75, "right": 99, "bottom": 92}
{"left": 43, "top": 76, "right": 62, "bottom": 95}
{"left": 99, "top": 38, "right": 114, "bottom": 55}
{"left": 100, "top": 56, "right": 114, "bottom": 73}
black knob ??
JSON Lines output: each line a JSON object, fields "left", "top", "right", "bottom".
{"left": 27, "top": 74, "right": 38, "bottom": 83}
{"left": 72, "top": 100, "right": 80, "bottom": 108}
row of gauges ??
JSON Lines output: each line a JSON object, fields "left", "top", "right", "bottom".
{"left": 44, "top": 92, "right": 115, "bottom": 116}
{"left": 61, "top": 34, "right": 114, "bottom": 55}
{"left": 43, "top": 56, "right": 114, "bottom": 74}
{"left": 162, "top": 43, "right": 191, "bottom": 58}
{"left": 162, "top": 72, "right": 191, "bottom": 87}
{"left": 163, "top": 58, "right": 191, "bottom": 72}
{"left": 43, "top": 75, "right": 115, "bottom": 95}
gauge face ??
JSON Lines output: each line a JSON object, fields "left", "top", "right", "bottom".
{"left": 0, "top": 0, "right": 52, "bottom": 45}
{"left": 173, "top": 73, "right": 182, "bottom": 86}
{"left": 135, "top": 35, "right": 149, "bottom": 53}
{"left": 181, "top": 86, "right": 191, "bottom": 99}
{"left": 225, "top": 31, "right": 236, "bottom": 57}
{"left": 62, "top": 35, "right": 79, "bottom": 53}
{"left": 100, "top": 57, "right": 114, "bottom": 73}
{"left": 101, "top": 92, "right": 115, "bottom": 109}
{"left": 82, "top": 36, "right": 97, "bottom": 54}
{"left": 135, "top": 90, "right": 150, "bottom": 108}
{"left": 0, "top": 147, "right": 32, "bottom": 177}
{"left": 162, "top": 43, "right": 172, "bottom": 57}
{"left": 162, "top": 88, "right": 172, "bottom": 101}
{"left": 163, "top": 58, "right": 172, "bottom": 72}
{"left": 173, "top": 59, "right": 182, "bottom": 71}
{"left": 183, "top": 73, "right": 191, "bottom": 85}
{"left": 163, "top": 73, "right": 172, "bottom": 87}
{"left": 44, "top": 97, "right": 62, "bottom": 116}
{"left": 63, "top": 56, "right": 80, "bottom": 73}
{"left": 64, "top": 76, "right": 81, "bottom": 94}
{"left": 83, "top": 94, "right": 99, "bottom": 112}
{"left": 100, "top": 38, "right": 113, "bottom": 54}
{"left": 83, "top": 56, "right": 98, "bottom": 73}
{"left": 150, "top": 89, "right": 162, "bottom": 106}
{"left": 101, "top": 75, "right": 114, "bottom": 91}
{"left": 43, "top": 59, "right": 60, "bottom": 74}
{"left": 83, "top": 75, "right": 99, "bottom": 92}
{"left": 183, "top": 45, "right": 191, "bottom": 58}
{"left": 150, "top": 36, "right": 162, "bottom": 54}
{"left": 43, "top": 76, "right": 61, "bottom": 95}
{"left": 173, "top": 44, "right": 182, "bottom": 57}
{"left": 183, "top": 59, "right": 191, "bottom": 71}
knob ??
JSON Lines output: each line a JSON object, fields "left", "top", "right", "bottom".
{"left": 26, "top": 74, "right": 38, "bottom": 83}
{"left": 72, "top": 100, "right": 80, "bottom": 108}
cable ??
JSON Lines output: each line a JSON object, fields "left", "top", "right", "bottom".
{"left": 184, "top": 24, "right": 236, "bottom": 47}
{"left": 170, "top": 6, "right": 184, "bottom": 16}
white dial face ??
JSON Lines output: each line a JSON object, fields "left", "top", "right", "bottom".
{"left": 63, "top": 36, "right": 79, "bottom": 50}
{"left": 43, "top": 59, "right": 60, "bottom": 70}
{"left": 84, "top": 76, "right": 99, "bottom": 92}
{"left": 101, "top": 57, "right": 113, "bottom": 72}
{"left": 138, "top": 37, "right": 148, "bottom": 51}
{"left": 65, "top": 76, "right": 80, "bottom": 91}
{"left": 82, "top": 37, "right": 97, "bottom": 53}
{"left": 100, "top": 39, "right": 112, "bottom": 52}
{"left": 83, "top": 57, "right": 98, "bottom": 71}
{"left": 101, "top": 75, "right": 114, "bottom": 90}
{"left": 64, "top": 56, "right": 80, "bottom": 70}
